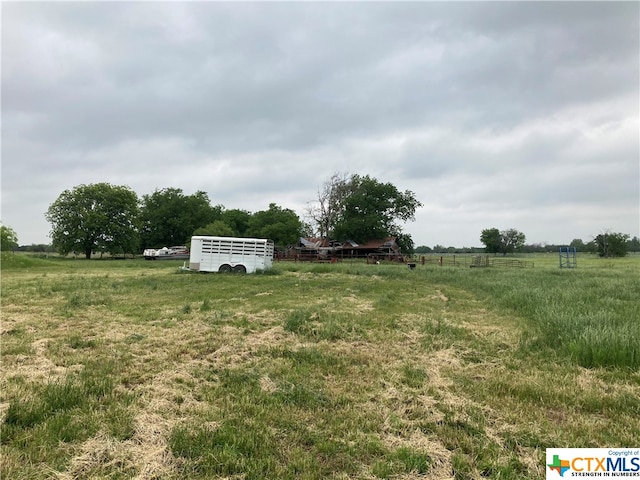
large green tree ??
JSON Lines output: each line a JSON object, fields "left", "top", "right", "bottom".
{"left": 317, "top": 174, "right": 421, "bottom": 245}
{"left": 246, "top": 203, "right": 303, "bottom": 247}
{"left": 45, "top": 183, "right": 139, "bottom": 259}
{"left": 220, "top": 209, "right": 252, "bottom": 236}
{"left": 500, "top": 228, "right": 526, "bottom": 254}
{"left": 139, "top": 188, "right": 221, "bottom": 248}
{"left": 1, "top": 224, "right": 18, "bottom": 251}
{"left": 480, "top": 228, "right": 502, "bottom": 254}
{"left": 594, "top": 232, "right": 629, "bottom": 257}
{"left": 480, "top": 227, "right": 526, "bottom": 255}
{"left": 193, "top": 220, "right": 236, "bottom": 238}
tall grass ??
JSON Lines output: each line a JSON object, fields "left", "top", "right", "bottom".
{"left": 279, "top": 255, "right": 640, "bottom": 368}
{"left": 432, "top": 264, "right": 640, "bottom": 369}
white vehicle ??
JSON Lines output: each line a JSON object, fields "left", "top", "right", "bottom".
{"left": 188, "top": 236, "right": 274, "bottom": 273}
{"left": 143, "top": 245, "right": 190, "bottom": 260}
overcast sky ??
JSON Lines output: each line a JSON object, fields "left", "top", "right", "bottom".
{"left": 2, "top": 2, "right": 638, "bottom": 248}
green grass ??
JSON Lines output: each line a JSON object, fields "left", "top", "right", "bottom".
{"left": 1, "top": 364, "right": 136, "bottom": 476}
{"left": 1, "top": 252, "right": 639, "bottom": 479}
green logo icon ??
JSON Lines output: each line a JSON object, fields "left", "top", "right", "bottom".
{"left": 548, "top": 455, "right": 570, "bottom": 477}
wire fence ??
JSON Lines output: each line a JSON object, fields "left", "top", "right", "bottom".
{"left": 416, "top": 254, "right": 534, "bottom": 268}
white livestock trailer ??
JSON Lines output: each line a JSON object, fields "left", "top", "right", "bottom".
{"left": 188, "top": 236, "right": 274, "bottom": 273}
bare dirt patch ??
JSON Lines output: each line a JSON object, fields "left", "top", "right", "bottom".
{"left": 433, "top": 289, "right": 449, "bottom": 302}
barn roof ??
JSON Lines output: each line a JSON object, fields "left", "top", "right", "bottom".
{"left": 298, "top": 237, "right": 398, "bottom": 250}
{"left": 346, "top": 237, "right": 398, "bottom": 249}
{"left": 298, "top": 237, "right": 332, "bottom": 248}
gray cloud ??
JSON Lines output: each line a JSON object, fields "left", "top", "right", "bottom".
{"left": 2, "top": 2, "right": 638, "bottom": 247}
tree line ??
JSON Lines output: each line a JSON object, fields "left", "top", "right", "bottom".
{"left": 3, "top": 178, "right": 634, "bottom": 258}
{"left": 571, "top": 232, "right": 637, "bottom": 257}
{"left": 35, "top": 174, "right": 421, "bottom": 259}
{"left": 415, "top": 230, "right": 637, "bottom": 257}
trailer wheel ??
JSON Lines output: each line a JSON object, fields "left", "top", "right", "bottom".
{"left": 219, "top": 264, "right": 232, "bottom": 273}
{"left": 232, "top": 265, "right": 247, "bottom": 274}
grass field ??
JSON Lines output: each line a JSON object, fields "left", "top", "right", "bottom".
{"left": 1, "top": 252, "right": 639, "bottom": 479}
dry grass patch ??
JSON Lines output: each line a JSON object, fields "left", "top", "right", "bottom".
{"left": 55, "top": 431, "right": 137, "bottom": 480}
{"left": 431, "top": 289, "right": 449, "bottom": 302}
{"left": 55, "top": 411, "right": 180, "bottom": 480}
{"left": 343, "top": 293, "right": 375, "bottom": 311}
